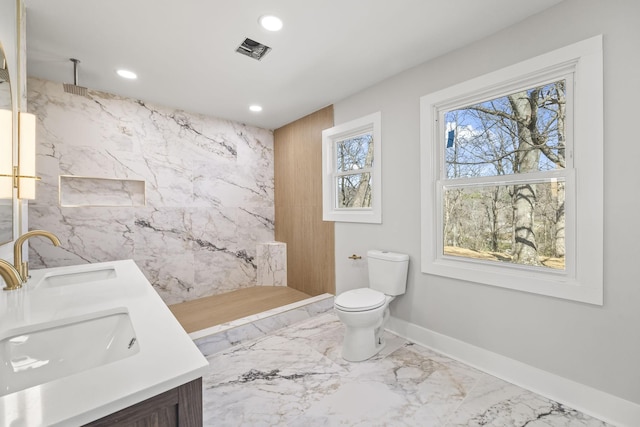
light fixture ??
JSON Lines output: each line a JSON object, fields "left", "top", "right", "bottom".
{"left": 0, "top": 111, "right": 40, "bottom": 199}
{"left": 116, "top": 69, "right": 137, "bottom": 79}
{"left": 259, "top": 15, "right": 283, "bottom": 32}
{"left": 249, "top": 105, "right": 263, "bottom": 112}
{"left": 0, "top": 109, "right": 12, "bottom": 199}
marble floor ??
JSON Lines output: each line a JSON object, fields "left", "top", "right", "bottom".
{"left": 202, "top": 312, "right": 611, "bottom": 426}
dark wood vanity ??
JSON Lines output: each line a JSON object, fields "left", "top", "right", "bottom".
{"left": 83, "top": 378, "right": 202, "bottom": 427}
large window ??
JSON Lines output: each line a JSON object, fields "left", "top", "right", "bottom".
{"left": 420, "top": 36, "right": 603, "bottom": 304}
{"left": 322, "top": 112, "right": 381, "bottom": 223}
{"left": 443, "top": 78, "right": 570, "bottom": 271}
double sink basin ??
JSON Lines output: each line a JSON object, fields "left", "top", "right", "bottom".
{"left": 0, "top": 266, "right": 139, "bottom": 397}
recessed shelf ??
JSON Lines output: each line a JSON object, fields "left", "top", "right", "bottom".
{"left": 59, "top": 175, "right": 146, "bottom": 207}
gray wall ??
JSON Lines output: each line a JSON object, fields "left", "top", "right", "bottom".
{"left": 334, "top": 0, "right": 640, "bottom": 404}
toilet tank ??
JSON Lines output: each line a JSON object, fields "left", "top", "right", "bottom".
{"left": 367, "top": 250, "right": 409, "bottom": 296}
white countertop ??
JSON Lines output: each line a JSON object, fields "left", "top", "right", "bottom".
{"left": 0, "top": 260, "right": 209, "bottom": 426}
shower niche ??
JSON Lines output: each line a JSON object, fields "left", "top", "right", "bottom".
{"left": 59, "top": 175, "right": 146, "bottom": 207}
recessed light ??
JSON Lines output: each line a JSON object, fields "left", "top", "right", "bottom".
{"left": 249, "top": 105, "right": 263, "bottom": 112}
{"left": 259, "top": 15, "right": 283, "bottom": 32}
{"left": 116, "top": 69, "right": 137, "bottom": 79}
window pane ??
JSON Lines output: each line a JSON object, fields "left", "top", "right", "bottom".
{"left": 444, "top": 80, "right": 566, "bottom": 179}
{"left": 443, "top": 179, "right": 565, "bottom": 270}
{"left": 336, "top": 133, "right": 373, "bottom": 172}
{"left": 336, "top": 173, "right": 372, "bottom": 208}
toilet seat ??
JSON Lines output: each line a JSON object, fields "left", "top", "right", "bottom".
{"left": 335, "top": 288, "right": 386, "bottom": 312}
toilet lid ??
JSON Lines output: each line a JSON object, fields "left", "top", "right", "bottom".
{"left": 335, "top": 288, "right": 386, "bottom": 312}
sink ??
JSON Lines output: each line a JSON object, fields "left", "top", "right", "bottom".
{"left": 38, "top": 266, "right": 117, "bottom": 287}
{"left": 0, "top": 308, "right": 139, "bottom": 397}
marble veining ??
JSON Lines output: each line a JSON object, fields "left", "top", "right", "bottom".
{"left": 26, "top": 78, "right": 274, "bottom": 304}
{"left": 256, "top": 241, "right": 287, "bottom": 286}
{"left": 203, "top": 313, "right": 613, "bottom": 427}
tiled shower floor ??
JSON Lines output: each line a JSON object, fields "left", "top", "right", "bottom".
{"left": 202, "top": 312, "right": 612, "bottom": 426}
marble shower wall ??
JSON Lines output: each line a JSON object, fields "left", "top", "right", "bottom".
{"left": 27, "top": 78, "right": 275, "bottom": 304}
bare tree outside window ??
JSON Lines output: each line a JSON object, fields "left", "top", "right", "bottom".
{"left": 443, "top": 80, "right": 566, "bottom": 270}
{"left": 335, "top": 133, "right": 373, "bottom": 208}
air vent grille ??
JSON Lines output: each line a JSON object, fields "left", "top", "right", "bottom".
{"left": 236, "top": 38, "right": 271, "bottom": 61}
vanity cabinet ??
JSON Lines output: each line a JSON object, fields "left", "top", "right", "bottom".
{"left": 83, "top": 378, "right": 202, "bottom": 427}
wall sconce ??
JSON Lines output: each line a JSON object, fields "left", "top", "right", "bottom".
{"left": 0, "top": 111, "right": 39, "bottom": 199}
{"left": 0, "top": 109, "right": 11, "bottom": 199}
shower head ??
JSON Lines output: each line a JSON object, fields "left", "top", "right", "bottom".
{"left": 63, "top": 58, "right": 88, "bottom": 96}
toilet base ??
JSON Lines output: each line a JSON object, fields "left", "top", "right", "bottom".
{"left": 338, "top": 306, "right": 391, "bottom": 362}
{"left": 341, "top": 326, "right": 385, "bottom": 362}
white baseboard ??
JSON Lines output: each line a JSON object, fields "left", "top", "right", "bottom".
{"left": 387, "top": 316, "right": 640, "bottom": 427}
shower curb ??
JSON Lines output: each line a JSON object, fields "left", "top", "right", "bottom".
{"left": 191, "top": 293, "right": 334, "bottom": 357}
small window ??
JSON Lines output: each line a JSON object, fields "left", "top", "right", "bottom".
{"left": 322, "top": 112, "right": 381, "bottom": 223}
{"left": 420, "top": 36, "right": 603, "bottom": 304}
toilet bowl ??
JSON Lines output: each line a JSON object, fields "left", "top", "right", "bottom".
{"left": 334, "top": 250, "right": 409, "bottom": 362}
{"left": 334, "top": 288, "right": 393, "bottom": 361}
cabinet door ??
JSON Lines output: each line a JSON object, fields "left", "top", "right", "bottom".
{"left": 84, "top": 378, "right": 202, "bottom": 427}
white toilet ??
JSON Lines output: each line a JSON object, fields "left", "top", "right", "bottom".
{"left": 334, "top": 250, "right": 409, "bottom": 362}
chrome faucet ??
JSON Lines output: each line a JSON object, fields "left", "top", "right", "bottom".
{"left": 0, "top": 259, "right": 22, "bottom": 291}
{"left": 13, "top": 230, "right": 61, "bottom": 283}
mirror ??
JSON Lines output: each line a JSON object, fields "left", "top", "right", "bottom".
{"left": 0, "top": 43, "right": 13, "bottom": 245}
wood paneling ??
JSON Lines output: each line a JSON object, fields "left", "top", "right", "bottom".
{"left": 274, "top": 106, "right": 335, "bottom": 296}
{"left": 169, "top": 286, "right": 311, "bottom": 333}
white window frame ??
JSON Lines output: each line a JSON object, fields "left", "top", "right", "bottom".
{"left": 322, "top": 111, "right": 382, "bottom": 223}
{"left": 420, "top": 36, "right": 603, "bottom": 305}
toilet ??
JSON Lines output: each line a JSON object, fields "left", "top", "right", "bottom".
{"left": 334, "top": 250, "right": 409, "bottom": 362}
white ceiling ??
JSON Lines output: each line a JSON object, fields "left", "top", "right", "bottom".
{"left": 24, "top": 0, "right": 563, "bottom": 130}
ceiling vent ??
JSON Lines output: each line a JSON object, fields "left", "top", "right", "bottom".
{"left": 236, "top": 38, "right": 271, "bottom": 61}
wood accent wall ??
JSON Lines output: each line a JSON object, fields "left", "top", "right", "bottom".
{"left": 274, "top": 106, "right": 335, "bottom": 296}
